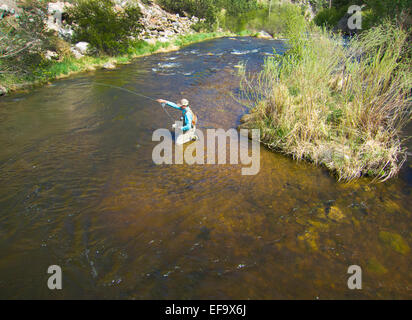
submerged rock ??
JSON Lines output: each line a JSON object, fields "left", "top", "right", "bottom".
{"left": 240, "top": 113, "right": 254, "bottom": 124}
{"left": 379, "top": 231, "right": 410, "bottom": 255}
{"left": 298, "top": 228, "right": 319, "bottom": 252}
{"left": 327, "top": 206, "right": 345, "bottom": 222}
{"left": 366, "top": 257, "right": 388, "bottom": 275}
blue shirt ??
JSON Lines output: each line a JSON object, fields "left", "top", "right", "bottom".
{"left": 165, "top": 101, "right": 194, "bottom": 131}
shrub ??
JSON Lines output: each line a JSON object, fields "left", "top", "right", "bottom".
{"left": 67, "top": 0, "right": 142, "bottom": 55}
{"left": 314, "top": 0, "right": 412, "bottom": 30}
{"left": 48, "top": 36, "right": 72, "bottom": 58}
{"left": 313, "top": 6, "right": 348, "bottom": 29}
{"left": 365, "top": 0, "right": 412, "bottom": 22}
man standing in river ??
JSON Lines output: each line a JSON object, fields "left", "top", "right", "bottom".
{"left": 156, "top": 98, "right": 196, "bottom": 133}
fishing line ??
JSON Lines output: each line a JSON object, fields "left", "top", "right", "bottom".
{"left": 75, "top": 82, "right": 175, "bottom": 121}
{"left": 86, "top": 82, "right": 157, "bottom": 101}
{"left": 160, "top": 103, "right": 175, "bottom": 122}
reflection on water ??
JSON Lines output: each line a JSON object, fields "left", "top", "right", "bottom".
{"left": 0, "top": 37, "right": 411, "bottom": 299}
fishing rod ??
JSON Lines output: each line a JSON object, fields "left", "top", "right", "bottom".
{"left": 76, "top": 82, "right": 175, "bottom": 121}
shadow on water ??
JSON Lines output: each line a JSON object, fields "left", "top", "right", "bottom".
{"left": 0, "top": 37, "right": 411, "bottom": 299}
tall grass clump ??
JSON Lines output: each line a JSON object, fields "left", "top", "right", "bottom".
{"left": 240, "top": 22, "right": 411, "bottom": 181}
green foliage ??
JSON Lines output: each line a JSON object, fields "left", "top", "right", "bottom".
{"left": 364, "top": 0, "right": 412, "bottom": 28}
{"left": 366, "top": 0, "right": 411, "bottom": 18}
{"left": 221, "top": 0, "right": 259, "bottom": 16}
{"left": 314, "top": 0, "right": 412, "bottom": 30}
{"left": 67, "top": 0, "right": 142, "bottom": 55}
{"left": 313, "top": 5, "right": 348, "bottom": 29}
{"left": 158, "top": 0, "right": 259, "bottom": 30}
{"left": 158, "top": 0, "right": 217, "bottom": 28}
{"left": 330, "top": 0, "right": 352, "bottom": 8}
{"left": 308, "top": 0, "right": 328, "bottom": 12}
{"left": 283, "top": 4, "right": 307, "bottom": 39}
{"left": 211, "top": 1, "right": 307, "bottom": 36}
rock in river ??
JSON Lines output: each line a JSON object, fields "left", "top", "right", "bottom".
{"left": 103, "top": 62, "right": 116, "bottom": 70}
{"left": 256, "top": 30, "right": 273, "bottom": 40}
{"left": 379, "top": 231, "right": 410, "bottom": 255}
{"left": 327, "top": 206, "right": 345, "bottom": 222}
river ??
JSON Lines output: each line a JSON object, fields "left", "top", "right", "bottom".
{"left": 0, "top": 37, "right": 411, "bottom": 299}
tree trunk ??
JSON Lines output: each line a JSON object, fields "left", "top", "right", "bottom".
{"left": 269, "top": 0, "right": 273, "bottom": 17}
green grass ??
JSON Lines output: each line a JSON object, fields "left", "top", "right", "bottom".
{"left": 174, "top": 32, "right": 227, "bottom": 46}
{"left": 240, "top": 21, "right": 412, "bottom": 182}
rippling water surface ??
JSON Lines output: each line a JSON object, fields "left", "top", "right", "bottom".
{"left": 0, "top": 37, "right": 411, "bottom": 299}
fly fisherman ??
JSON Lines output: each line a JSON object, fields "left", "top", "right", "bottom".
{"left": 156, "top": 98, "right": 196, "bottom": 132}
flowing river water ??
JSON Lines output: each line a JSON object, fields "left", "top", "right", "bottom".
{"left": 0, "top": 37, "right": 411, "bottom": 299}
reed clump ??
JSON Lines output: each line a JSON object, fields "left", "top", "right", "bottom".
{"left": 240, "top": 22, "right": 411, "bottom": 181}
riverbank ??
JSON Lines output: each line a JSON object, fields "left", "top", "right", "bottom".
{"left": 1, "top": 31, "right": 253, "bottom": 95}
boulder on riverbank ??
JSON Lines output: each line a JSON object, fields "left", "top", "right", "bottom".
{"left": 256, "top": 30, "right": 273, "bottom": 40}
{"left": 0, "top": 85, "right": 7, "bottom": 96}
{"left": 70, "top": 47, "right": 83, "bottom": 59}
{"left": 103, "top": 62, "right": 116, "bottom": 70}
{"left": 75, "top": 42, "right": 90, "bottom": 55}
{"left": 44, "top": 50, "right": 59, "bottom": 61}
{"left": 69, "top": 42, "right": 90, "bottom": 59}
